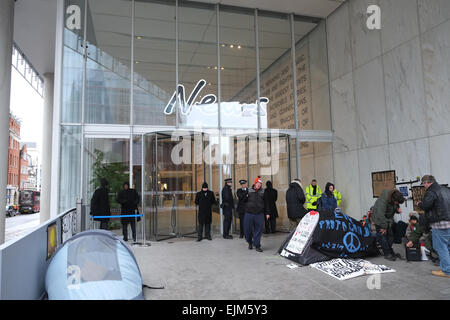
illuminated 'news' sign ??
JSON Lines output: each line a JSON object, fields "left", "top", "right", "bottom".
{"left": 164, "top": 79, "right": 269, "bottom": 117}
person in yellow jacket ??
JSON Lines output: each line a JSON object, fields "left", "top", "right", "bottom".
{"left": 305, "top": 179, "right": 322, "bottom": 210}
{"left": 334, "top": 188, "right": 342, "bottom": 207}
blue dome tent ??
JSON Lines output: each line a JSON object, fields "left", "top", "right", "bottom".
{"left": 45, "top": 230, "right": 144, "bottom": 300}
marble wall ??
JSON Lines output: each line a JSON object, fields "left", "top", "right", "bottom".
{"left": 327, "top": 0, "right": 450, "bottom": 220}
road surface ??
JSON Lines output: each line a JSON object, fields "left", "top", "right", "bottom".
{"left": 4, "top": 211, "right": 40, "bottom": 244}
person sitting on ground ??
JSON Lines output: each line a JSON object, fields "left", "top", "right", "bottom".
{"left": 318, "top": 182, "right": 337, "bottom": 212}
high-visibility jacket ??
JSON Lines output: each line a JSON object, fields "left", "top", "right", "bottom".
{"left": 305, "top": 185, "right": 322, "bottom": 210}
{"left": 334, "top": 189, "right": 342, "bottom": 207}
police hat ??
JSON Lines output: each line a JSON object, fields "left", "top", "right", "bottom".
{"left": 225, "top": 178, "right": 232, "bottom": 183}
{"left": 239, "top": 179, "right": 247, "bottom": 185}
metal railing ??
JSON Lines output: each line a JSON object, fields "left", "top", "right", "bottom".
{"left": 0, "top": 207, "right": 81, "bottom": 300}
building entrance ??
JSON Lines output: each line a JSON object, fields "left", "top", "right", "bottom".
{"left": 142, "top": 131, "right": 293, "bottom": 240}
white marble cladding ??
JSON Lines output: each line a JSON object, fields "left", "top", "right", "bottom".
{"left": 331, "top": 72, "right": 357, "bottom": 153}
{"left": 327, "top": 1, "right": 352, "bottom": 81}
{"left": 429, "top": 134, "right": 450, "bottom": 184}
{"left": 379, "top": 0, "right": 420, "bottom": 54}
{"left": 421, "top": 19, "right": 450, "bottom": 136}
{"left": 349, "top": 0, "right": 382, "bottom": 69}
{"left": 418, "top": 0, "right": 450, "bottom": 33}
{"left": 334, "top": 150, "right": 361, "bottom": 219}
{"left": 326, "top": 0, "right": 450, "bottom": 222}
{"left": 358, "top": 145, "right": 390, "bottom": 213}
{"left": 388, "top": 138, "right": 431, "bottom": 181}
{"left": 383, "top": 37, "right": 427, "bottom": 143}
{"left": 353, "top": 57, "right": 388, "bottom": 148}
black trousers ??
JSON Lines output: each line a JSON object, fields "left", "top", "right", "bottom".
{"left": 265, "top": 217, "right": 276, "bottom": 233}
{"left": 198, "top": 223, "right": 211, "bottom": 239}
{"left": 223, "top": 207, "right": 232, "bottom": 237}
{"left": 122, "top": 218, "right": 136, "bottom": 242}
{"left": 239, "top": 212, "right": 245, "bottom": 236}
{"left": 100, "top": 220, "right": 109, "bottom": 230}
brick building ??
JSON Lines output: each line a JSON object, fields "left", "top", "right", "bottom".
{"left": 7, "top": 114, "right": 21, "bottom": 206}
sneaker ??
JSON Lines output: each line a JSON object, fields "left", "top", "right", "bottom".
{"left": 255, "top": 247, "right": 263, "bottom": 252}
{"left": 248, "top": 243, "right": 253, "bottom": 250}
{"left": 431, "top": 270, "right": 450, "bottom": 278}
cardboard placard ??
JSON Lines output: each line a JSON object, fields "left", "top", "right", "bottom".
{"left": 372, "top": 170, "right": 396, "bottom": 198}
{"left": 411, "top": 186, "right": 426, "bottom": 214}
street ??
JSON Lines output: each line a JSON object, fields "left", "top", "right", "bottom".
{"left": 4, "top": 211, "right": 40, "bottom": 244}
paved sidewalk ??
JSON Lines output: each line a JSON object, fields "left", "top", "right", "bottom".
{"left": 132, "top": 233, "right": 450, "bottom": 300}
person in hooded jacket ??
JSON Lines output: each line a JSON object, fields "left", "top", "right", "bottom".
{"left": 286, "top": 179, "right": 307, "bottom": 231}
{"left": 264, "top": 181, "right": 278, "bottom": 234}
{"left": 195, "top": 182, "right": 216, "bottom": 241}
{"left": 90, "top": 178, "right": 111, "bottom": 230}
{"left": 117, "top": 181, "right": 140, "bottom": 242}
{"left": 318, "top": 182, "right": 338, "bottom": 212}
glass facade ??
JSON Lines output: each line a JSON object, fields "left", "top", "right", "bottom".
{"left": 58, "top": 0, "right": 333, "bottom": 235}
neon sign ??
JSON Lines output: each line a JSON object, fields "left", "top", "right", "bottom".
{"left": 164, "top": 79, "right": 269, "bottom": 116}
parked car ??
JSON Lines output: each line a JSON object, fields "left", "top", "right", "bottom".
{"left": 6, "top": 205, "right": 18, "bottom": 217}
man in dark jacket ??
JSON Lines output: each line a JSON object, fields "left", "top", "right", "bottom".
{"left": 90, "top": 178, "right": 111, "bottom": 230}
{"left": 286, "top": 179, "right": 307, "bottom": 231}
{"left": 244, "top": 177, "right": 268, "bottom": 252}
{"left": 221, "top": 178, "right": 234, "bottom": 239}
{"left": 418, "top": 175, "right": 450, "bottom": 278}
{"left": 195, "top": 182, "right": 216, "bottom": 241}
{"left": 264, "top": 181, "right": 278, "bottom": 234}
{"left": 236, "top": 180, "right": 249, "bottom": 238}
{"left": 117, "top": 181, "right": 140, "bottom": 242}
{"left": 372, "top": 189, "right": 405, "bottom": 261}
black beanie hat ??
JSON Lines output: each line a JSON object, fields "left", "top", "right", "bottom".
{"left": 202, "top": 182, "right": 208, "bottom": 189}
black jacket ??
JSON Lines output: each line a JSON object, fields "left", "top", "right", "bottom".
{"left": 286, "top": 181, "right": 307, "bottom": 219}
{"left": 195, "top": 190, "right": 216, "bottom": 224}
{"left": 221, "top": 185, "right": 234, "bottom": 210}
{"left": 419, "top": 182, "right": 450, "bottom": 224}
{"left": 90, "top": 186, "right": 111, "bottom": 222}
{"left": 236, "top": 188, "right": 249, "bottom": 214}
{"left": 246, "top": 186, "right": 267, "bottom": 215}
{"left": 264, "top": 184, "right": 278, "bottom": 218}
{"left": 117, "top": 188, "right": 140, "bottom": 223}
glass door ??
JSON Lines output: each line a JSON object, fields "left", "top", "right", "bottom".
{"left": 144, "top": 131, "right": 200, "bottom": 240}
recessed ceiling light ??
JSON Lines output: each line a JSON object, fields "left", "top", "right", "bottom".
{"left": 230, "top": 44, "right": 234, "bottom": 48}
{"left": 135, "top": 61, "right": 139, "bottom": 64}
{"left": 220, "top": 67, "right": 224, "bottom": 70}
{"left": 214, "top": 66, "right": 218, "bottom": 70}
{"left": 208, "top": 83, "right": 212, "bottom": 86}
{"left": 237, "top": 45, "right": 242, "bottom": 49}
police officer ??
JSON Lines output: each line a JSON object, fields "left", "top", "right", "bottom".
{"left": 236, "top": 180, "right": 249, "bottom": 238}
{"left": 221, "top": 178, "right": 234, "bottom": 239}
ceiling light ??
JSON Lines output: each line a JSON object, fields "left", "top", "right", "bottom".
{"left": 237, "top": 45, "right": 242, "bottom": 49}
{"left": 220, "top": 67, "right": 224, "bottom": 70}
{"left": 214, "top": 66, "right": 218, "bottom": 70}
{"left": 135, "top": 61, "right": 139, "bottom": 64}
{"left": 136, "top": 36, "right": 142, "bottom": 40}
{"left": 221, "top": 44, "right": 226, "bottom": 47}
{"left": 208, "top": 83, "right": 212, "bottom": 86}
{"left": 230, "top": 44, "right": 234, "bottom": 48}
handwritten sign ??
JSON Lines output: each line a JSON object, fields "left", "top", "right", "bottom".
{"left": 411, "top": 186, "right": 425, "bottom": 214}
{"left": 372, "top": 170, "right": 396, "bottom": 198}
{"left": 286, "top": 211, "right": 320, "bottom": 254}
